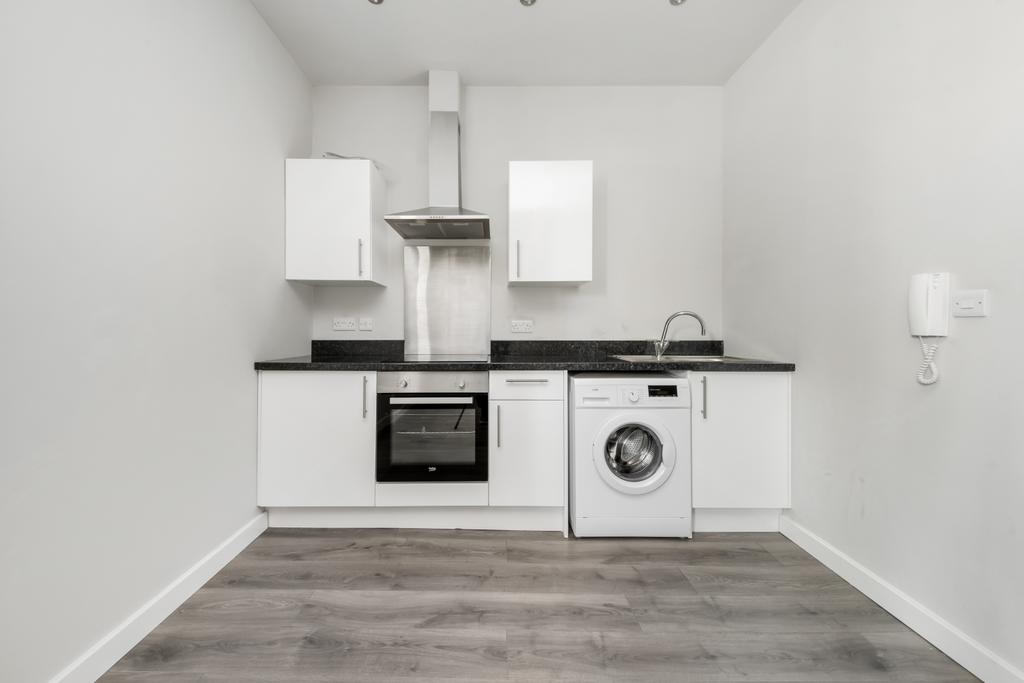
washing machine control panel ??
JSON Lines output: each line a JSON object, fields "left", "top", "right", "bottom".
{"left": 574, "top": 379, "right": 689, "bottom": 408}
{"left": 620, "top": 385, "right": 683, "bottom": 405}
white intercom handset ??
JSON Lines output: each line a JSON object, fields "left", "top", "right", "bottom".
{"left": 908, "top": 272, "right": 949, "bottom": 385}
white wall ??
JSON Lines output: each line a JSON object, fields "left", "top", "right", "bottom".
{"left": 0, "top": 2, "right": 312, "bottom": 680}
{"left": 724, "top": 0, "right": 1024, "bottom": 678}
{"left": 311, "top": 85, "right": 723, "bottom": 341}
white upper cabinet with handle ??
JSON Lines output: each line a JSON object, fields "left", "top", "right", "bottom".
{"left": 285, "top": 158, "right": 390, "bottom": 285}
{"left": 690, "top": 372, "right": 791, "bottom": 509}
{"left": 508, "top": 160, "right": 593, "bottom": 284}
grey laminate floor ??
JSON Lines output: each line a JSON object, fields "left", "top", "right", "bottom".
{"left": 103, "top": 529, "right": 975, "bottom": 682}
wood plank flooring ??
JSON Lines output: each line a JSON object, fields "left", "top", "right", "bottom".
{"left": 102, "top": 529, "right": 975, "bottom": 682}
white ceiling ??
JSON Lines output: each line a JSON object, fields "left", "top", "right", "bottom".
{"left": 250, "top": 0, "right": 802, "bottom": 86}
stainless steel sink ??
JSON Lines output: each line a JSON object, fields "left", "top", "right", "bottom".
{"left": 612, "top": 354, "right": 736, "bottom": 363}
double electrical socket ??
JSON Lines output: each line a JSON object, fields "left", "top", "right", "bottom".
{"left": 510, "top": 319, "right": 535, "bottom": 333}
{"left": 333, "top": 317, "right": 374, "bottom": 331}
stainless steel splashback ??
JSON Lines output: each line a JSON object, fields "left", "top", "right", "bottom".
{"left": 403, "top": 246, "right": 491, "bottom": 359}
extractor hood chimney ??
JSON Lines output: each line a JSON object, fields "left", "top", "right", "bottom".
{"left": 384, "top": 71, "right": 490, "bottom": 239}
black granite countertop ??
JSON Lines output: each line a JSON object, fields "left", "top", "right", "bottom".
{"left": 254, "top": 340, "right": 795, "bottom": 373}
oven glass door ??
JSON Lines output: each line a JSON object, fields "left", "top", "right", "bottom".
{"left": 377, "top": 394, "right": 488, "bottom": 482}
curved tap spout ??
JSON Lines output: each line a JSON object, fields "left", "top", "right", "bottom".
{"left": 655, "top": 311, "right": 707, "bottom": 359}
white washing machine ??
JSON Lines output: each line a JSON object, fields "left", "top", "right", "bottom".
{"left": 570, "top": 374, "right": 692, "bottom": 538}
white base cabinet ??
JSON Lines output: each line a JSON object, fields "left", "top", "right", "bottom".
{"left": 489, "top": 400, "right": 565, "bottom": 506}
{"left": 258, "top": 371, "right": 376, "bottom": 507}
{"left": 690, "top": 372, "right": 791, "bottom": 509}
{"left": 488, "top": 371, "right": 567, "bottom": 507}
{"left": 256, "top": 368, "right": 785, "bottom": 522}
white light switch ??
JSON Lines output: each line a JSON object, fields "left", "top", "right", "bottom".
{"left": 358, "top": 317, "right": 374, "bottom": 331}
{"left": 510, "top": 319, "right": 534, "bottom": 333}
{"left": 952, "top": 290, "right": 990, "bottom": 317}
{"left": 332, "top": 317, "right": 357, "bottom": 331}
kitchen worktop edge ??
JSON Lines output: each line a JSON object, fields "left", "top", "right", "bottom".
{"left": 254, "top": 356, "right": 795, "bottom": 372}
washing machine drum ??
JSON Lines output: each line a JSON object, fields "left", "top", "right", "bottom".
{"left": 594, "top": 419, "right": 676, "bottom": 495}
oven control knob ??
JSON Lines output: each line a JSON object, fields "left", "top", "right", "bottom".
{"left": 457, "top": 380, "right": 466, "bottom": 389}
{"left": 628, "top": 390, "right": 641, "bottom": 403}
{"left": 399, "top": 378, "right": 409, "bottom": 388}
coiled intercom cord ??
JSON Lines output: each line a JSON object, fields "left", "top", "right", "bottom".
{"left": 917, "top": 337, "right": 940, "bottom": 385}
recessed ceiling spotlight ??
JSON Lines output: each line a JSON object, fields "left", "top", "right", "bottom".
{"left": 670, "top": 0, "right": 687, "bottom": 5}
{"left": 368, "top": 0, "right": 383, "bottom": 4}
{"left": 520, "top": 0, "right": 536, "bottom": 6}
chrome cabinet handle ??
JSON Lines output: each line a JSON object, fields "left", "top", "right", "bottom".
{"left": 496, "top": 404, "right": 501, "bottom": 447}
{"left": 516, "top": 239, "right": 521, "bottom": 279}
{"left": 362, "top": 375, "right": 368, "bottom": 418}
{"left": 357, "top": 238, "right": 364, "bottom": 277}
{"left": 505, "top": 378, "right": 549, "bottom": 384}
{"left": 701, "top": 376, "right": 708, "bottom": 420}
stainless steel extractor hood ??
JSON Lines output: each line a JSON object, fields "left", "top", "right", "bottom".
{"left": 385, "top": 71, "right": 490, "bottom": 240}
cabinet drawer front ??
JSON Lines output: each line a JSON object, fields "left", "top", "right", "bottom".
{"left": 489, "top": 371, "right": 565, "bottom": 400}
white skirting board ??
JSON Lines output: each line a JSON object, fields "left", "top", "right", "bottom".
{"left": 693, "top": 508, "right": 781, "bottom": 532}
{"left": 50, "top": 513, "right": 268, "bottom": 683}
{"left": 269, "top": 506, "right": 565, "bottom": 533}
{"left": 780, "top": 516, "right": 1024, "bottom": 683}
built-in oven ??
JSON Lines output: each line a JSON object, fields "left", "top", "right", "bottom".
{"left": 376, "top": 372, "right": 488, "bottom": 482}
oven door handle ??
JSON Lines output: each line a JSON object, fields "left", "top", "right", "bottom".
{"left": 388, "top": 397, "right": 475, "bottom": 405}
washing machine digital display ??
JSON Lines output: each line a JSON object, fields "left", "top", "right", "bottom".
{"left": 647, "top": 385, "right": 678, "bottom": 398}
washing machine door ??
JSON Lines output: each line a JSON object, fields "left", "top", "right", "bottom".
{"left": 593, "top": 417, "right": 677, "bottom": 495}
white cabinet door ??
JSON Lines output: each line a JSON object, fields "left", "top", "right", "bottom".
{"left": 258, "top": 371, "right": 376, "bottom": 507}
{"left": 690, "top": 372, "right": 791, "bottom": 509}
{"left": 285, "top": 158, "right": 388, "bottom": 284}
{"left": 508, "top": 160, "right": 593, "bottom": 284}
{"left": 489, "top": 400, "right": 565, "bottom": 507}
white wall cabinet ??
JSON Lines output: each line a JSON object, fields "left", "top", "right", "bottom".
{"left": 508, "top": 161, "right": 593, "bottom": 284}
{"left": 488, "top": 371, "right": 566, "bottom": 506}
{"left": 285, "top": 158, "right": 390, "bottom": 285}
{"left": 690, "top": 372, "right": 791, "bottom": 509}
{"left": 258, "top": 371, "right": 376, "bottom": 507}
